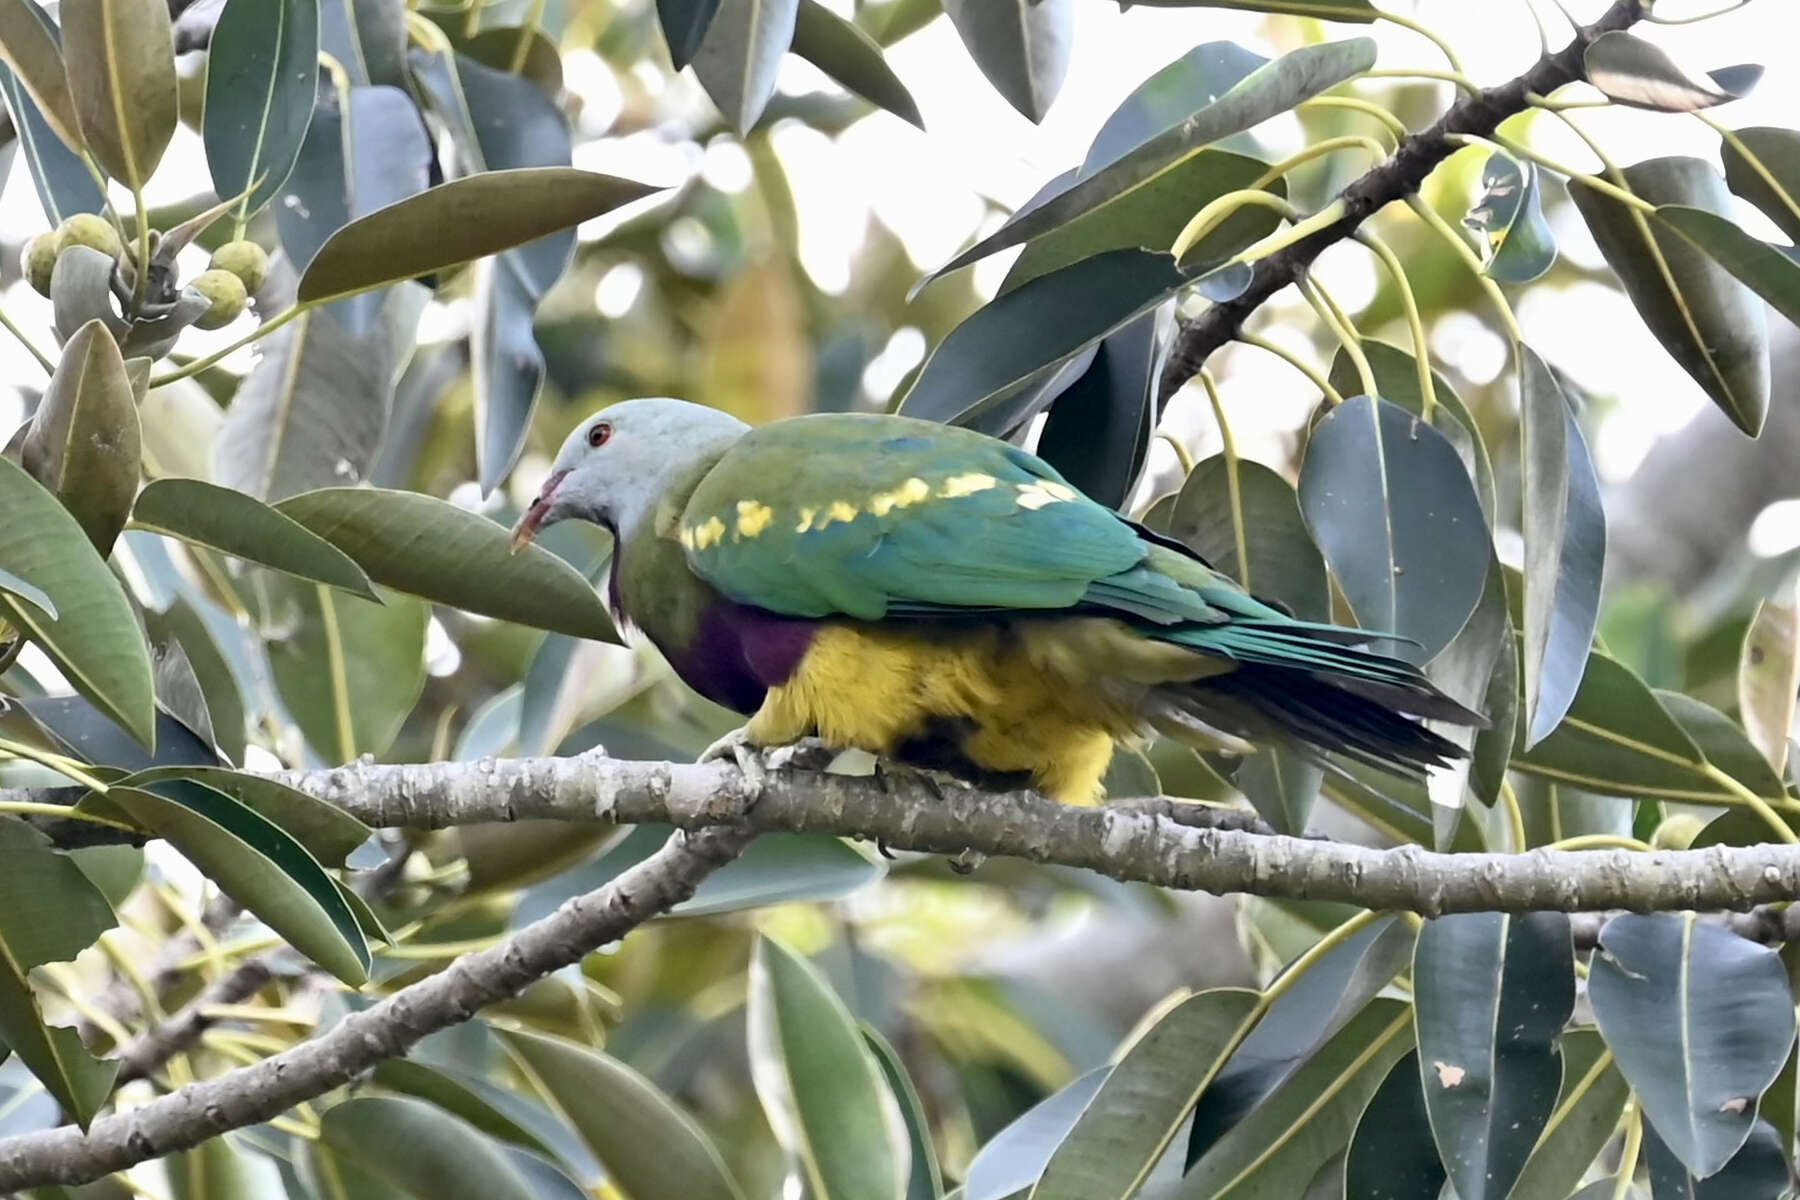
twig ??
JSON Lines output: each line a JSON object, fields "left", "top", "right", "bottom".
{"left": 111, "top": 958, "right": 274, "bottom": 1087}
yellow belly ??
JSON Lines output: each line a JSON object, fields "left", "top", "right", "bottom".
{"left": 743, "top": 621, "right": 1147, "bottom": 804}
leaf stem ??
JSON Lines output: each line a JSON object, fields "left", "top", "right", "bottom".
{"left": 0, "top": 738, "right": 113, "bottom": 793}
{"left": 130, "top": 184, "right": 151, "bottom": 315}
{"left": 512, "top": 0, "right": 548, "bottom": 73}
{"left": 1372, "top": 8, "right": 1466, "bottom": 74}
{"left": 1403, "top": 194, "right": 1526, "bottom": 344}
{"left": 1226, "top": 200, "right": 1350, "bottom": 270}
{"left": 1300, "top": 278, "right": 1375, "bottom": 398}
{"left": 0, "top": 305, "right": 56, "bottom": 374}
{"left": 1263, "top": 907, "right": 1387, "bottom": 1006}
{"left": 1610, "top": 1103, "right": 1642, "bottom": 1200}
{"left": 1548, "top": 833, "right": 1655, "bottom": 852}
{"left": 1198, "top": 370, "right": 1249, "bottom": 587}
{"left": 1235, "top": 332, "right": 1347, "bottom": 407}
{"left": 1699, "top": 762, "right": 1797, "bottom": 845}
{"left": 1362, "top": 67, "right": 1480, "bottom": 96}
{"left": 1172, "top": 191, "right": 1299, "bottom": 263}
{"left": 1253, "top": 136, "right": 1390, "bottom": 190}
{"left": 1646, "top": 0, "right": 1752, "bottom": 22}
{"left": 149, "top": 302, "right": 309, "bottom": 387}
{"left": 0, "top": 800, "right": 135, "bottom": 829}
{"left": 1471, "top": 133, "right": 1656, "bottom": 214}
{"left": 1500, "top": 778, "right": 1529, "bottom": 852}
{"left": 1297, "top": 95, "right": 1409, "bottom": 142}
{"left": 1355, "top": 230, "right": 1438, "bottom": 423}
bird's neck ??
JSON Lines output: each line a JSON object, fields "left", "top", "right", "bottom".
{"left": 610, "top": 452, "right": 730, "bottom": 653}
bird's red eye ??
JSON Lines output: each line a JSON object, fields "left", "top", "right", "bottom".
{"left": 587, "top": 422, "right": 612, "bottom": 448}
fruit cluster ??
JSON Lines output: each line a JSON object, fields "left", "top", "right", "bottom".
{"left": 21, "top": 214, "right": 269, "bottom": 331}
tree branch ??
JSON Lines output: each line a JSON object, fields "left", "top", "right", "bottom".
{"left": 0, "top": 824, "right": 753, "bottom": 1192}
{"left": 1154, "top": 0, "right": 1647, "bottom": 401}
{"left": 111, "top": 957, "right": 273, "bottom": 1087}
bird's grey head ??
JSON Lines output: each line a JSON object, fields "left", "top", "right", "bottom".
{"left": 510, "top": 398, "right": 748, "bottom": 552}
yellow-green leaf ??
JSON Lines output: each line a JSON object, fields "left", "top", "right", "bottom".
{"left": 62, "top": 0, "right": 177, "bottom": 188}
{"left": 0, "top": 0, "right": 81, "bottom": 153}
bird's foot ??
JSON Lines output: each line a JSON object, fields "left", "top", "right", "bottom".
{"left": 763, "top": 737, "right": 842, "bottom": 774}
{"left": 874, "top": 758, "right": 974, "bottom": 802}
{"left": 697, "top": 726, "right": 768, "bottom": 798}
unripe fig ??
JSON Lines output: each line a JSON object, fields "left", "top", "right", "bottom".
{"left": 21, "top": 232, "right": 57, "bottom": 296}
{"left": 1650, "top": 813, "right": 1708, "bottom": 851}
{"left": 54, "top": 213, "right": 124, "bottom": 261}
{"left": 190, "top": 268, "right": 247, "bottom": 330}
{"left": 209, "top": 239, "right": 268, "bottom": 294}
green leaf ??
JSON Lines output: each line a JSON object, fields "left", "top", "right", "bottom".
{"left": 165, "top": 1133, "right": 287, "bottom": 1200}
{"left": 1296, "top": 394, "right": 1488, "bottom": 661}
{"left": 61, "top": 0, "right": 176, "bottom": 187}
{"left": 920, "top": 38, "right": 1376, "bottom": 283}
{"left": 123, "top": 766, "right": 369, "bottom": 866}
{"left": 19, "top": 320, "right": 140, "bottom": 556}
{"left": 1569, "top": 157, "right": 1768, "bottom": 436}
{"left": 0, "top": 57, "right": 105, "bottom": 224}
{"left": 657, "top": 0, "right": 720, "bottom": 69}
{"left": 273, "top": 487, "right": 616, "bottom": 641}
{"left": 1588, "top": 913, "right": 1796, "bottom": 1178}
{"left": 941, "top": 0, "right": 1070, "bottom": 124}
{"left": 1176, "top": 997, "right": 1414, "bottom": 1199}
{"left": 864, "top": 1025, "right": 945, "bottom": 1200}
{"left": 1518, "top": 346, "right": 1605, "bottom": 747}
{"left": 498, "top": 1029, "right": 746, "bottom": 1200}
{"left": 203, "top": 0, "right": 320, "bottom": 219}
{"left": 132, "top": 479, "right": 378, "bottom": 601}
{"left": 900, "top": 249, "right": 1185, "bottom": 427}
{"left": 1344, "top": 1050, "right": 1445, "bottom": 1200}
{"left": 0, "top": 819, "right": 118, "bottom": 1127}
{"left": 296, "top": 166, "right": 658, "bottom": 305}
{"left": 142, "top": 598, "right": 247, "bottom": 766}
{"left": 1585, "top": 31, "right": 1760, "bottom": 113}
{"left": 262, "top": 581, "right": 425, "bottom": 763}
{"left": 0, "top": 0, "right": 80, "bottom": 153}
{"left": 370, "top": 1060, "right": 564, "bottom": 1164}
{"left": 1657, "top": 690, "right": 1788, "bottom": 799}
{"left": 690, "top": 0, "right": 798, "bottom": 133}
{"left": 0, "top": 458, "right": 154, "bottom": 748}
{"left": 964, "top": 1068, "right": 1108, "bottom": 1200}
{"left": 1738, "top": 586, "right": 1800, "bottom": 775}
{"left": 317, "top": 0, "right": 405, "bottom": 90}
{"left": 101, "top": 778, "right": 369, "bottom": 985}
{"left": 1033, "top": 988, "right": 1263, "bottom": 1200}
{"left": 1413, "top": 912, "right": 1574, "bottom": 1200}
{"left": 749, "top": 935, "right": 908, "bottom": 1200}
{"left": 1655, "top": 203, "right": 1800, "bottom": 333}
{"left": 1505, "top": 1030, "right": 1630, "bottom": 1200}
{"left": 0, "top": 567, "right": 54, "bottom": 620}
{"left": 1168, "top": 456, "right": 1329, "bottom": 623}
{"left": 24, "top": 694, "right": 216, "bottom": 770}
{"left": 1082, "top": 41, "right": 1269, "bottom": 174}
{"left": 317, "top": 1097, "right": 552, "bottom": 1200}
{"left": 1464, "top": 153, "right": 1556, "bottom": 284}
{"left": 1720, "top": 126, "right": 1800, "bottom": 243}
{"left": 1644, "top": 1117, "right": 1791, "bottom": 1200}
{"left": 791, "top": 0, "right": 921, "bottom": 128}
{"left": 1033, "top": 306, "right": 1166, "bottom": 510}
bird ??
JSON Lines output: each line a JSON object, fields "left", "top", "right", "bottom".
{"left": 509, "top": 398, "right": 1485, "bottom": 805}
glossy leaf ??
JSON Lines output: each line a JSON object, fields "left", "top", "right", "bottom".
{"left": 1413, "top": 912, "right": 1574, "bottom": 1200}
{"left": 1176, "top": 997, "right": 1414, "bottom": 1198}
{"left": 62, "top": 0, "right": 176, "bottom": 188}
{"left": 274, "top": 487, "right": 616, "bottom": 640}
{"left": 318, "top": 1097, "right": 549, "bottom": 1200}
{"left": 370, "top": 1060, "right": 564, "bottom": 1164}
{"left": 0, "top": 0, "right": 79, "bottom": 153}
{"left": 1569, "top": 157, "right": 1768, "bottom": 436}
{"left": 749, "top": 935, "right": 908, "bottom": 1200}
{"left": 18, "top": 320, "right": 140, "bottom": 556}
{"left": 132, "top": 479, "right": 378, "bottom": 601}
{"left": 1168, "top": 456, "right": 1329, "bottom": 623}
{"left": 262, "top": 580, "right": 426, "bottom": 763}
{"left": 964, "top": 1068, "right": 1109, "bottom": 1200}
{"left": 792, "top": 0, "right": 921, "bottom": 128}
{"left": 203, "top": 0, "right": 320, "bottom": 219}
{"left": 921, "top": 38, "right": 1376, "bottom": 282}
{"left": 499, "top": 1030, "right": 745, "bottom": 1200}
{"left": 1344, "top": 1050, "right": 1445, "bottom": 1200}
{"left": 657, "top": 0, "right": 720, "bottom": 68}
{"left": 1033, "top": 305, "right": 1166, "bottom": 510}
{"left": 0, "top": 58, "right": 105, "bottom": 224}
{"left": 901, "top": 249, "right": 1184, "bottom": 427}
{"left": 123, "top": 766, "right": 369, "bottom": 866}
{"left": 942, "top": 0, "right": 1071, "bottom": 123}
{"left": 1720, "top": 126, "right": 1800, "bottom": 243}
{"left": 1588, "top": 913, "right": 1796, "bottom": 1178}
{"left": 1658, "top": 690, "right": 1788, "bottom": 799}
{"left": 689, "top": 0, "right": 799, "bottom": 134}
{"left": 1296, "top": 394, "right": 1488, "bottom": 661}
{"left": 1644, "top": 1115, "right": 1792, "bottom": 1200}
{"left": 317, "top": 0, "right": 405, "bottom": 89}
{"left": 0, "top": 459, "right": 154, "bottom": 748}
{"left": 1585, "top": 31, "right": 1760, "bottom": 113}
{"left": 865, "top": 1026, "right": 945, "bottom": 1200}
{"left": 1082, "top": 41, "right": 1268, "bottom": 175}
{"left": 1506, "top": 1030, "right": 1631, "bottom": 1200}
{"left": 102, "top": 777, "right": 369, "bottom": 985}
{"left": 1518, "top": 346, "right": 1605, "bottom": 746}
{"left": 1738, "top": 585, "right": 1800, "bottom": 774}
{"left": 0, "top": 819, "right": 119, "bottom": 1127}
{"left": 1464, "top": 153, "right": 1556, "bottom": 284}
{"left": 1034, "top": 988, "right": 1262, "bottom": 1200}
{"left": 1656, "top": 203, "right": 1800, "bottom": 332}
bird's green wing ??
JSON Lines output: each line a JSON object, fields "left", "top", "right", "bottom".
{"left": 680, "top": 412, "right": 1240, "bottom": 622}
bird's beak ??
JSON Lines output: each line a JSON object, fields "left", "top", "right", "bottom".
{"left": 509, "top": 469, "right": 569, "bottom": 555}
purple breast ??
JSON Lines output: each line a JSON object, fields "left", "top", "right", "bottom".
{"left": 669, "top": 602, "right": 817, "bottom": 714}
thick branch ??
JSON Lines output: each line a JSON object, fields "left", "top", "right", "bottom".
{"left": 0, "top": 825, "right": 752, "bottom": 1192}
{"left": 1155, "top": 0, "right": 1646, "bottom": 401}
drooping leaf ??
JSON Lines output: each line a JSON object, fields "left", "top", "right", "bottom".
{"left": 1585, "top": 31, "right": 1760, "bottom": 113}
{"left": 261, "top": 579, "right": 426, "bottom": 763}
{"left": 920, "top": 38, "right": 1376, "bottom": 283}
{"left": 273, "top": 487, "right": 617, "bottom": 641}
{"left": 749, "top": 935, "right": 908, "bottom": 1200}
{"left": 61, "top": 0, "right": 176, "bottom": 188}
{"left": 657, "top": 0, "right": 720, "bottom": 69}
{"left": 317, "top": 1097, "right": 553, "bottom": 1200}
{"left": 1296, "top": 394, "right": 1488, "bottom": 661}
{"left": 0, "top": 819, "right": 118, "bottom": 1127}
{"left": 1720, "top": 126, "right": 1800, "bottom": 243}
{"left": 1464, "top": 153, "right": 1556, "bottom": 284}
{"left": 1657, "top": 690, "right": 1788, "bottom": 800}
{"left": 1033, "top": 988, "right": 1263, "bottom": 1200}
{"left": 963, "top": 1068, "right": 1109, "bottom": 1200}
{"left": 0, "top": 58, "right": 105, "bottom": 224}
{"left": 688, "top": 0, "right": 799, "bottom": 134}
{"left": 942, "top": 0, "right": 1071, "bottom": 123}
{"left": 1518, "top": 346, "right": 1605, "bottom": 746}
{"left": 1082, "top": 41, "right": 1269, "bottom": 175}
{"left": 97, "top": 777, "right": 369, "bottom": 985}
{"left": 1344, "top": 1050, "right": 1445, "bottom": 1200}
{"left": 1033, "top": 305, "right": 1168, "bottom": 511}
{"left": 864, "top": 1026, "right": 945, "bottom": 1200}
{"left": 203, "top": 0, "right": 320, "bottom": 219}
{"left": 1655, "top": 203, "right": 1800, "bottom": 333}
{"left": 132, "top": 479, "right": 378, "bottom": 601}
{"left": 0, "top": 459, "right": 155, "bottom": 748}
{"left": 1588, "top": 913, "right": 1796, "bottom": 1178}
{"left": 1569, "top": 157, "right": 1769, "bottom": 436}
{"left": 499, "top": 1030, "right": 745, "bottom": 1200}
{"left": 1505, "top": 1030, "right": 1630, "bottom": 1200}
{"left": 791, "top": 0, "right": 921, "bottom": 128}
{"left": 0, "top": 0, "right": 79, "bottom": 153}
{"left": 1413, "top": 912, "right": 1574, "bottom": 1200}
{"left": 1738, "top": 585, "right": 1800, "bottom": 775}
{"left": 18, "top": 320, "right": 140, "bottom": 556}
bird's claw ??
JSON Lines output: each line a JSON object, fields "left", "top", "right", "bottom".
{"left": 875, "top": 758, "right": 970, "bottom": 802}
{"left": 698, "top": 725, "right": 755, "bottom": 766}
